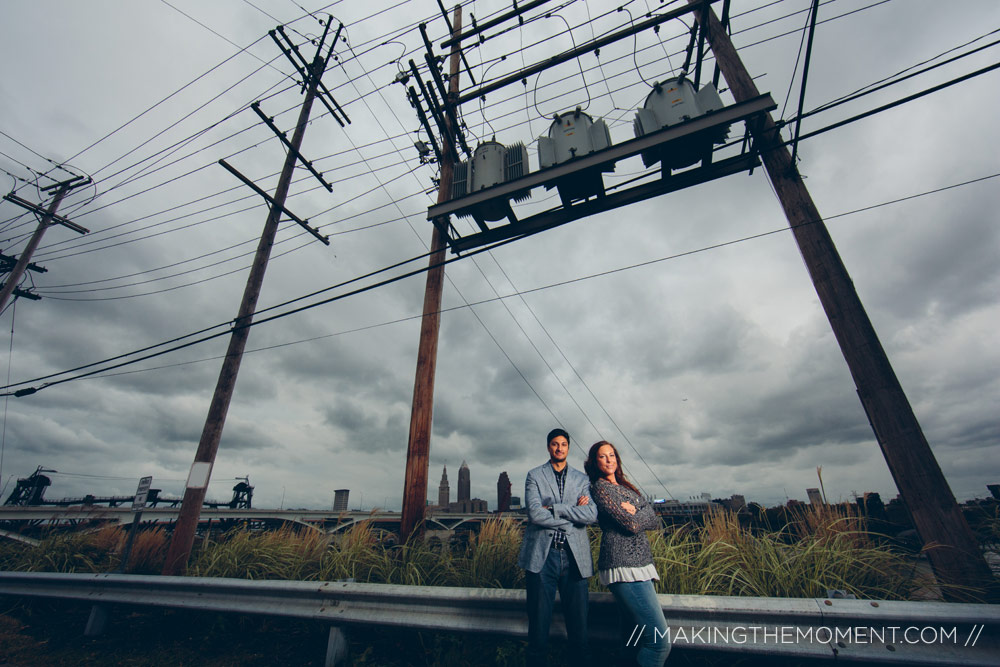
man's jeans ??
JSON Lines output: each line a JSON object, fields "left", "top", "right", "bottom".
{"left": 608, "top": 579, "right": 671, "bottom": 667}
{"left": 525, "top": 546, "right": 589, "bottom": 666}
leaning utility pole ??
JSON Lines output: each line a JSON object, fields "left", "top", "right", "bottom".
{"left": 0, "top": 176, "right": 90, "bottom": 311}
{"left": 691, "top": 0, "right": 995, "bottom": 601}
{"left": 162, "top": 22, "right": 341, "bottom": 575}
{"left": 399, "top": 6, "right": 464, "bottom": 543}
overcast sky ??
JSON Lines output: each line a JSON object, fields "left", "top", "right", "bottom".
{"left": 0, "top": 0, "right": 996, "bottom": 513}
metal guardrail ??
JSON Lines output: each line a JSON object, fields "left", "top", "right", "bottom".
{"left": 1, "top": 571, "right": 997, "bottom": 666}
{"left": 0, "top": 528, "right": 39, "bottom": 546}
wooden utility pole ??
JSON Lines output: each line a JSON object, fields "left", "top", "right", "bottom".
{"left": 692, "top": 0, "right": 995, "bottom": 601}
{"left": 0, "top": 177, "right": 89, "bottom": 311}
{"left": 162, "top": 49, "right": 327, "bottom": 576}
{"left": 399, "top": 6, "right": 463, "bottom": 543}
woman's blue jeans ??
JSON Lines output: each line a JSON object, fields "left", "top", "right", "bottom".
{"left": 608, "top": 579, "right": 671, "bottom": 667}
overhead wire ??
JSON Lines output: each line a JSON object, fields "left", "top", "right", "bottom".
{"left": 5, "top": 3, "right": 984, "bottom": 506}
{"left": 0, "top": 0, "right": 960, "bottom": 310}
{"left": 1, "top": 0, "right": 796, "bottom": 264}
{"left": 34, "top": 165, "right": 427, "bottom": 299}
{"left": 335, "top": 20, "right": 580, "bottom": 433}
{"left": 7, "top": 169, "right": 994, "bottom": 398}
{"left": 5, "top": 0, "right": 992, "bottom": 486}
{"left": 159, "top": 0, "right": 298, "bottom": 81}
{"left": 1, "top": 3, "right": 960, "bottom": 292}
{"left": 14, "top": 1, "right": 986, "bottom": 303}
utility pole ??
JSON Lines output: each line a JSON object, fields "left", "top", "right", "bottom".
{"left": 691, "top": 0, "right": 995, "bottom": 601}
{"left": 162, "top": 24, "right": 338, "bottom": 575}
{"left": 0, "top": 176, "right": 90, "bottom": 311}
{"left": 399, "top": 6, "right": 464, "bottom": 543}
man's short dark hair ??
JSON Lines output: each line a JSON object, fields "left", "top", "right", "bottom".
{"left": 546, "top": 428, "right": 570, "bottom": 446}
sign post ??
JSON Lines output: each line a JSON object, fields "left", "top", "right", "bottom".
{"left": 118, "top": 476, "right": 152, "bottom": 573}
{"left": 85, "top": 475, "right": 153, "bottom": 638}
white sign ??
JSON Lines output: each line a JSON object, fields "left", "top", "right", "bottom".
{"left": 186, "top": 462, "right": 212, "bottom": 490}
{"left": 132, "top": 475, "right": 153, "bottom": 511}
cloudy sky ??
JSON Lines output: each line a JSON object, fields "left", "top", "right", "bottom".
{"left": 0, "top": 0, "right": 996, "bottom": 514}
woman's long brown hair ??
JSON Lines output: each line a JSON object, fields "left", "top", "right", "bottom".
{"left": 584, "top": 440, "right": 640, "bottom": 495}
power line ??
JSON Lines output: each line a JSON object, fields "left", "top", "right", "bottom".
{"left": 5, "top": 169, "right": 994, "bottom": 397}
{"left": 1, "top": 0, "right": 815, "bottom": 264}
{"left": 22, "top": 34, "right": 998, "bottom": 301}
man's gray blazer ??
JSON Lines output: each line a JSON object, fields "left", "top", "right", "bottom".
{"left": 517, "top": 461, "right": 598, "bottom": 577}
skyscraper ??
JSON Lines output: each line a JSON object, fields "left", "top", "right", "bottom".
{"left": 458, "top": 460, "right": 471, "bottom": 502}
{"left": 333, "top": 489, "right": 350, "bottom": 512}
{"left": 806, "top": 488, "right": 823, "bottom": 505}
{"left": 497, "top": 471, "right": 512, "bottom": 512}
{"left": 438, "top": 466, "right": 450, "bottom": 508}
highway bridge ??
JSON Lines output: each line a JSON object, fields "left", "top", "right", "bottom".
{"left": 0, "top": 505, "right": 524, "bottom": 542}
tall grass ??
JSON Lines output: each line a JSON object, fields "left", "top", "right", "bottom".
{"left": 0, "top": 525, "right": 168, "bottom": 574}
{"left": 316, "top": 520, "right": 458, "bottom": 585}
{"left": 0, "top": 508, "right": 936, "bottom": 599}
{"left": 190, "top": 524, "right": 330, "bottom": 580}
{"left": 458, "top": 517, "right": 524, "bottom": 588}
{"left": 644, "top": 505, "right": 923, "bottom": 599}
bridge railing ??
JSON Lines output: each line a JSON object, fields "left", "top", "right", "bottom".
{"left": 0, "top": 571, "right": 996, "bottom": 666}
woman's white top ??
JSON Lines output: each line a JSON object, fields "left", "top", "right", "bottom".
{"left": 598, "top": 562, "right": 659, "bottom": 586}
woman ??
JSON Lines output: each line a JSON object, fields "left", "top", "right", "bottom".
{"left": 585, "top": 440, "right": 671, "bottom": 667}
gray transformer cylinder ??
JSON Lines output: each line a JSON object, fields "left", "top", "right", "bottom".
{"left": 536, "top": 107, "right": 614, "bottom": 205}
{"left": 451, "top": 141, "right": 530, "bottom": 224}
{"left": 538, "top": 108, "right": 612, "bottom": 169}
{"left": 633, "top": 76, "right": 729, "bottom": 170}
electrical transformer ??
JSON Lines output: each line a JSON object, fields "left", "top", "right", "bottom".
{"left": 451, "top": 140, "right": 530, "bottom": 225}
{"left": 537, "top": 107, "right": 614, "bottom": 206}
{"left": 633, "top": 75, "right": 729, "bottom": 171}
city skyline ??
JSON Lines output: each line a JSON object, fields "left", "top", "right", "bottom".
{"left": 10, "top": 458, "right": 994, "bottom": 515}
{"left": 0, "top": 1, "right": 996, "bottom": 516}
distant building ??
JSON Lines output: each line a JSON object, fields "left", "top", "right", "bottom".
{"left": 497, "top": 472, "right": 512, "bottom": 512}
{"left": 333, "top": 489, "right": 349, "bottom": 512}
{"left": 458, "top": 461, "right": 471, "bottom": 502}
{"left": 510, "top": 495, "right": 522, "bottom": 510}
{"left": 720, "top": 494, "right": 746, "bottom": 512}
{"left": 806, "top": 488, "right": 823, "bottom": 505}
{"left": 438, "top": 466, "right": 450, "bottom": 508}
{"left": 450, "top": 498, "right": 488, "bottom": 513}
{"left": 654, "top": 496, "right": 720, "bottom": 518}
{"left": 858, "top": 492, "right": 886, "bottom": 520}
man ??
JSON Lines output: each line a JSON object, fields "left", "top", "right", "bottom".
{"left": 518, "top": 427, "right": 597, "bottom": 666}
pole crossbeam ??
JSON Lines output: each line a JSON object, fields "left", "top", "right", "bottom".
{"left": 270, "top": 26, "right": 349, "bottom": 127}
{"left": 410, "top": 59, "right": 455, "bottom": 163}
{"left": 0, "top": 253, "right": 46, "bottom": 274}
{"left": 249, "top": 102, "right": 333, "bottom": 192}
{"left": 455, "top": 0, "right": 722, "bottom": 105}
{"left": 431, "top": 0, "right": 477, "bottom": 85}
{"left": 427, "top": 94, "right": 775, "bottom": 223}
{"left": 2, "top": 193, "right": 89, "bottom": 234}
{"left": 0, "top": 178, "right": 90, "bottom": 312}
{"left": 440, "top": 0, "right": 554, "bottom": 49}
{"left": 420, "top": 24, "right": 470, "bottom": 157}
{"left": 450, "top": 153, "right": 758, "bottom": 253}
{"left": 218, "top": 159, "right": 329, "bottom": 245}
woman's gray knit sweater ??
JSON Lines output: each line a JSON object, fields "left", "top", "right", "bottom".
{"left": 591, "top": 478, "right": 661, "bottom": 571}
